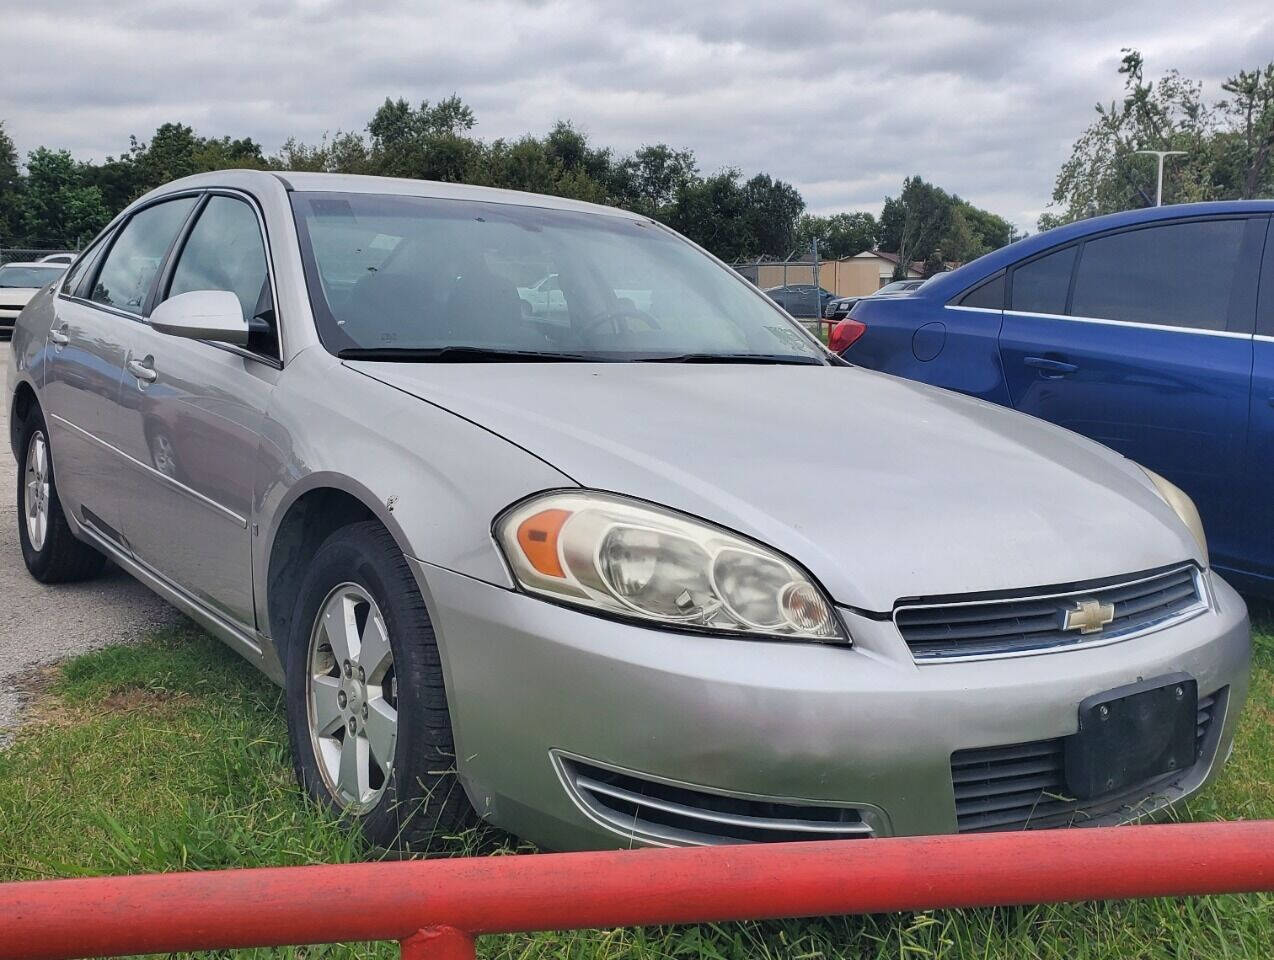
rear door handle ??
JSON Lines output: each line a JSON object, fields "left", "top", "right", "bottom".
{"left": 1023, "top": 356, "right": 1078, "bottom": 378}
{"left": 126, "top": 357, "right": 157, "bottom": 383}
{"left": 49, "top": 324, "right": 69, "bottom": 346}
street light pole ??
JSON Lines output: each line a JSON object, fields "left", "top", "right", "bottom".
{"left": 1134, "top": 150, "right": 1187, "bottom": 206}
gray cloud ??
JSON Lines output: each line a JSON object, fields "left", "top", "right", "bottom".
{"left": 4, "top": 0, "right": 1271, "bottom": 231}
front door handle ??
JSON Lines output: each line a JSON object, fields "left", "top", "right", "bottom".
{"left": 49, "top": 324, "right": 69, "bottom": 346}
{"left": 126, "top": 356, "right": 157, "bottom": 383}
{"left": 1023, "top": 356, "right": 1078, "bottom": 378}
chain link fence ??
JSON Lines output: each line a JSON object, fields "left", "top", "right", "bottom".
{"left": 732, "top": 249, "right": 894, "bottom": 339}
{"left": 1, "top": 246, "right": 79, "bottom": 266}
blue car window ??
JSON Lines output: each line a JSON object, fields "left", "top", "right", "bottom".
{"left": 1011, "top": 246, "right": 1076, "bottom": 316}
{"left": 1071, "top": 219, "right": 1246, "bottom": 331}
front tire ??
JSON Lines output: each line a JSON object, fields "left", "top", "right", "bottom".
{"left": 284, "top": 521, "right": 477, "bottom": 849}
{"left": 16, "top": 408, "right": 106, "bottom": 583}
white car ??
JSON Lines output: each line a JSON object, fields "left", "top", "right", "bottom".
{"left": 0, "top": 262, "right": 68, "bottom": 336}
{"left": 38, "top": 253, "right": 77, "bottom": 266}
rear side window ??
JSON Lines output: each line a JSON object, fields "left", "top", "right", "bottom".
{"left": 1070, "top": 219, "right": 1247, "bottom": 331}
{"left": 958, "top": 273, "right": 1004, "bottom": 309}
{"left": 91, "top": 197, "right": 197, "bottom": 313}
{"left": 61, "top": 234, "right": 110, "bottom": 297}
{"left": 1010, "top": 246, "right": 1076, "bottom": 315}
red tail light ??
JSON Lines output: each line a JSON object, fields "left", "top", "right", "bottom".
{"left": 829, "top": 317, "right": 866, "bottom": 353}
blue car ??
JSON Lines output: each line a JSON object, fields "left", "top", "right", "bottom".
{"left": 834, "top": 201, "right": 1274, "bottom": 595}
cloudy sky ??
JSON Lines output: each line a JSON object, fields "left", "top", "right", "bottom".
{"left": 5, "top": 0, "right": 1272, "bottom": 231}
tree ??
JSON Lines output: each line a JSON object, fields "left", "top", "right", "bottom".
{"left": 938, "top": 206, "right": 988, "bottom": 264}
{"left": 878, "top": 176, "right": 953, "bottom": 277}
{"left": 742, "top": 173, "right": 804, "bottom": 256}
{"left": 3, "top": 95, "right": 1013, "bottom": 269}
{"left": 610, "top": 144, "right": 698, "bottom": 215}
{"left": 1219, "top": 64, "right": 1274, "bottom": 198}
{"left": 0, "top": 121, "right": 20, "bottom": 241}
{"left": 795, "top": 211, "right": 878, "bottom": 259}
{"left": 1042, "top": 50, "right": 1274, "bottom": 228}
{"left": 16, "top": 148, "right": 109, "bottom": 246}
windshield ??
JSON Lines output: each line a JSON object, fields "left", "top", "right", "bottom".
{"left": 291, "top": 192, "right": 828, "bottom": 363}
{"left": 0, "top": 265, "right": 63, "bottom": 288}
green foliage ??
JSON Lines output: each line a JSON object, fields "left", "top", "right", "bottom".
{"left": 0, "top": 121, "right": 20, "bottom": 240}
{"left": 795, "top": 210, "right": 879, "bottom": 259}
{"left": 878, "top": 176, "right": 1015, "bottom": 276}
{"left": 1044, "top": 50, "right": 1274, "bottom": 229}
{"left": 1, "top": 95, "right": 1017, "bottom": 264}
{"left": 14, "top": 148, "right": 110, "bottom": 247}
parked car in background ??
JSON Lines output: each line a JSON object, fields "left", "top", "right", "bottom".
{"left": 763, "top": 283, "right": 834, "bottom": 318}
{"left": 38, "top": 253, "right": 77, "bottom": 265}
{"left": 0, "top": 262, "right": 67, "bottom": 337}
{"left": 7, "top": 172, "right": 1248, "bottom": 852}
{"left": 824, "top": 278, "right": 925, "bottom": 322}
{"left": 833, "top": 201, "right": 1274, "bottom": 595}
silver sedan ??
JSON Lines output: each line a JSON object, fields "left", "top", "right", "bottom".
{"left": 5, "top": 171, "right": 1249, "bottom": 850}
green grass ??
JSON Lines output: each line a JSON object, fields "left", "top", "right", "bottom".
{"left": 2, "top": 617, "right": 1273, "bottom": 959}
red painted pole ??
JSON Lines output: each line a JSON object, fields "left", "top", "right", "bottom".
{"left": 1, "top": 822, "right": 1273, "bottom": 960}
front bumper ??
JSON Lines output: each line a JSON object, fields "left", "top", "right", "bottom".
{"left": 412, "top": 560, "right": 1250, "bottom": 851}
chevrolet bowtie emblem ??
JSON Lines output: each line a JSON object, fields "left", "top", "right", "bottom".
{"left": 1063, "top": 598, "right": 1116, "bottom": 634}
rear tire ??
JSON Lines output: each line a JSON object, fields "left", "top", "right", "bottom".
{"left": 16, "top": 407, "right": 107, "bottom": 583}
{"left": 284, "top": 520, "right": 477, "bottom": 849}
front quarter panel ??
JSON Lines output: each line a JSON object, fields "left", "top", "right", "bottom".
{"left": 254, "top": 348, "right": 576, "bottom": 650}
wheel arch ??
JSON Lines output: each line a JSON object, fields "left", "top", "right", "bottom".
{"left": 9, "top": 379, "right": 39, "bottom": 459}
{"left": 263, "top": 475, "right": 417, "bottom": 665}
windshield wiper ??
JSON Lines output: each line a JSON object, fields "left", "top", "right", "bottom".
{"left": 337, "top": 346, "right": 599, "bottom": 362}
{"left": 640, "top": 353, "right": 827, "bottom": 365}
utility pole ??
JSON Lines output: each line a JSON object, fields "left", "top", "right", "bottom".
{"left": 1134, "top": 150, "right": 1187, "bottom": 206}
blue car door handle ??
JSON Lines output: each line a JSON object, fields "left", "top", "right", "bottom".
{"left": 1024, "top": 356, "right": 1078, "bottom": 378}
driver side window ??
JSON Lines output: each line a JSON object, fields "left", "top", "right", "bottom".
{"left": 166, "top": 195, "right": 278, "bottom": 359}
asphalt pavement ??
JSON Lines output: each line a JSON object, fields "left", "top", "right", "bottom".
{"left": 0, "top": 343, "right": 181, "bottom": 743}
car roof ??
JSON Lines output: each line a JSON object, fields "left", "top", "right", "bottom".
{"left": 0, "top": 261, "right": 63, "bottom": 269}
{"left": 139, "top": 169, "right": 649, "bottom": 223}
{"left": 920, "top": 199, "right": 1274, "bottom": 299}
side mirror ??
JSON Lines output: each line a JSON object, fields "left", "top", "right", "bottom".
{"left": 149, "top": 290, "right": 249, "bottom": 346}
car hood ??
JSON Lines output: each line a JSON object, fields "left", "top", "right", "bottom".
{"left": 0, "top": 287, "right": 39, "bottom": 307}
{"left": 346, "top": 361, "right": 1200, "bottom": 611}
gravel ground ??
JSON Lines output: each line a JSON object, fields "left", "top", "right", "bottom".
{"left": 1, "top": 343, "right": 181, "bottom": 744}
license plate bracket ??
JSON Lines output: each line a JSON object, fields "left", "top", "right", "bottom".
{"left": 1064, "top": 673, "right": 1197, "bottom": 801}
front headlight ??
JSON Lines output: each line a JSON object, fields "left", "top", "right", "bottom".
{"left": 495, "top": 491, "right": 844, "bottom": 641}
{"left": 1140, "top": 467, "right": 1208, "bottom": 567}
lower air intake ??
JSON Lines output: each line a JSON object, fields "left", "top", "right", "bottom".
{"left": 951, "top": 688, "right": 1223, "bottom": 832}
{"left": 557, "top": 755, "right": 876, "bottom": 845}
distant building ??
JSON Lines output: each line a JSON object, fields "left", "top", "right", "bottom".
{"left": 737, "top": 249, "right": 924, "bottom": 300}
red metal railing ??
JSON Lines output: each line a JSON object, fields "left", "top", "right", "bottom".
{"left": 3, "top": 821, "right": 1273, "bottom": 960}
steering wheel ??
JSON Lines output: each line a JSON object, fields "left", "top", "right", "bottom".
{"left": 576, "top": 307, "right": 662, "bottom": 343}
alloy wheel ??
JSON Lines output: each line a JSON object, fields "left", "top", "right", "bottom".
{"left": 306, "top": 582, "right": 398, "bottom": 813}
{"left": 24, "top": 430, "right": 50, "bottom": 551}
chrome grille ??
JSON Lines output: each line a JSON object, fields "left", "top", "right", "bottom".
{"left": 951, "top": 688, "right": 1222, "bottom": 832}
{"left": 896, "top": 565, "right": 1204, "bottom": 660}
{"left": 557, "top": 755, "right": 875, "bottom": 845}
